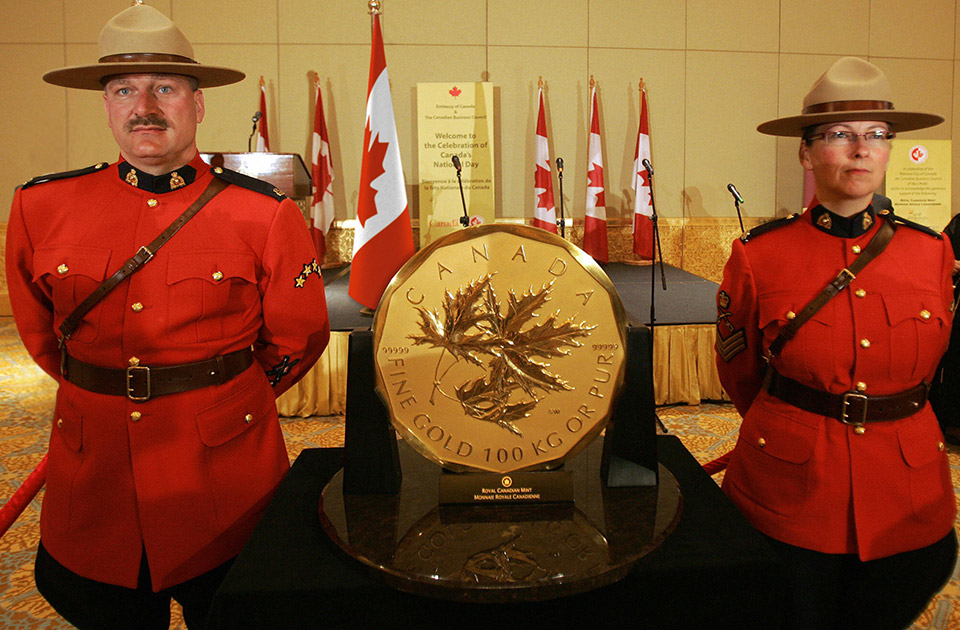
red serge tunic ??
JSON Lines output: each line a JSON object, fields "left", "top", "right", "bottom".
{"left": 715, "top": 206, "right": 955, "bottom": 560}
{"left": 6, "top": 155, "right": 331, "bottom": 590}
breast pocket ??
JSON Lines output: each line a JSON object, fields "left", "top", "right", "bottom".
{"left": 758, "top": 292, "right": 837, "bottom": 382}
{"left": 33, "top": 246, "right": 112, "bottom": 344}
{"left": 882, "top": 293, "right": 948, "bottom": 382}
{"left": 166, "top": 250, "right": 258, "bottom": 344}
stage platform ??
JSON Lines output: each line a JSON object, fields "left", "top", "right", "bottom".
{"left": 276, "top": 263, "right": 727, "bottom": 417}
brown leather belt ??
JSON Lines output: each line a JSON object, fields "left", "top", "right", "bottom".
{"left": 763, "top": 368, "right": 927, "bottom": 425}
{"left": 62, "top": 348, "right": 253, "bottom": 401}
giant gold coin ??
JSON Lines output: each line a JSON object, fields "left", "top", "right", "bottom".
{"left": 373, "top": 224, "right": 628, "bottom": 473}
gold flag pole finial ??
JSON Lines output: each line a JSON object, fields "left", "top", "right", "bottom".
{"left": 259, "top": 75, "right": 265, "bottom": 88}
{"left": 639, "top": 78, "right": 646, "bottom": 93}
{"left": 131, "top": 0, "right": 143, "bottom": 5}
{"left": 369, "top": 0, "right": 382, "bottom": 15}
{"left": 590, "top": 75, "right": 595, "bottom": 88}
{"left": 538, "top": 75, "right": 543, "bottom": 89}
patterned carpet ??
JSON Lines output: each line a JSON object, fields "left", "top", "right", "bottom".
{"left": 0, "top": 316, "right": 956, "bottom": 628}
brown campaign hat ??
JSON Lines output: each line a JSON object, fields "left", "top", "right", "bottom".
{"left": 43, "top": 2, "right": 244, "bottom": 90}
{"left": 757, "top": 57, "right": 943, "bottom": 137}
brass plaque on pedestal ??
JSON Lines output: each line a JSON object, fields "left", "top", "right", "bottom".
{"left": 372, "top": 224, "right": 628, "bottom": 474}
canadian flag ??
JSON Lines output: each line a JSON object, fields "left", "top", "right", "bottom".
{"left": 348, "top": 12, "right": 415, "bottom": 310}
{"left": 310, "top": 78, "right": 335, "bottom": 261}
{"left": 583, "top": 85, "right": 608, "bottom": 263}
{"left": 632, "top": 83, "right": 653, "bottom": 259}
{"left": 533, "top": 86, "right": 558, "bottom": 233}
{"left": 256, "top": 76, "right": 270, "bottom": 152}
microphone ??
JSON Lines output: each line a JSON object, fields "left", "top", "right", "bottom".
{"left": 727, "top": 183, "right": 744, "bottom": 204}
{"left": 248, "top": 111, "right": 262, "bottom": 151}
{"left": 452, "top": 155, "right": 462, "bottom": 172}
{"left": 453, "top": 155, "right": 468, "bottom": 227}
{"left": 642, "top": 158, "right": 654, "bottom": 175}
{"left": 556, "top": 157, "right": 564, "bottom": 173}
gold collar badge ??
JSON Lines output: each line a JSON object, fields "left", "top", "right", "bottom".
{"left": 125, "top": 168, "right": 139, "bottom": 187}
{"left": 862, "top": 213, "right": 873, "bottom": 230}
{"left": 816, "top": 213, "right": 832, "bottom": 230}
{"left": 169, "top": 171, "right": 186, "bottom": 189}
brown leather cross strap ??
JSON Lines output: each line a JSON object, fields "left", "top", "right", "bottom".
{"left": 63, "top": 347, "right": 253, "bottom": 401}
{"left": 58, "top": 177, "right": 228, "bottom": 344}
{"left": 765, "top": 218, "right": 896, "bottom": 361}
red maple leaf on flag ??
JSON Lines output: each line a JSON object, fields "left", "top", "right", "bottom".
{"left": 534, "top": 163, "right": 555, "bottom": 210}
{"left": 638, "top": 169, "right": 650, "bottom": 190}
{"left": 357, "top": 125, "right": 389, "bottom": 226}
{"left": 587, "top": 163, "right": 605, "bottom": 206}
{"left": 449, "top": 86, "right": 461, "bottom": 97}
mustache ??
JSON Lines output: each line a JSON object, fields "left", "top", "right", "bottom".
{"left": 125, "top": 114, "right": 168, "bottom": 132}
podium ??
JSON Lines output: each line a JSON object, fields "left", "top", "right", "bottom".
{"left": 200, "top": 152, "right": 312, "bottom": 221}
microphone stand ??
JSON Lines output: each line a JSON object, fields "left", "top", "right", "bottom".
{"left": 556, "top": 157, "right": 565, "bottom": 237}
{"left": 645, "top": 163, "right": 668, "bottom": 433}
{"left": 454, "top": 156, "right": 468, "bottom": 227}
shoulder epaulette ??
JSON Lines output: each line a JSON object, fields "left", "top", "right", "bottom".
{"left": 881, "top": 211, "right": 943, "bottom": 239}
{"left": 739, "top": 213, "right": 800, "bottom": 243}
{"left": 210, "top": 167, "right": 286, "bottom": 201}
{"left": 18, "top": 162, "right": 110, "bottom": 190}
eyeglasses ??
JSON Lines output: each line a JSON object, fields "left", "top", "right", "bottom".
{"left": 805, "top": 129, "right": 896, "bottom": 146}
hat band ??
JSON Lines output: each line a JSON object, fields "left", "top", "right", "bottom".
{"left": 98, "top": 53, "right": 198, "bottom": 65}
{"left": 802, "top": 100, "right": 894, "bottom": 115}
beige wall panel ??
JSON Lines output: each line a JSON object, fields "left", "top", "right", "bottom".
{"left": 0, "top": 45, "right": 69, "bottom": 222}
{"left": 487, "top": 46, "right": 587, "bottom": 220}
{"left": 0, "top": 0, "right": 64, "bottom": 44}
{"left": 773, "top": 54, "right": 842, "bottom": 215}
{"left": 65, "top": 0, "right": 172, "bottom": 44}
{"left": 780, "top": 0, "right": 869, "bottom": 56}
{"left": 63, "top": 45, "right": 120, "bottom": 168}
{"left": 588, "top": 1, "right": 685, "bottom": 50}
{"left": 279, "top": 0, "right": 370, "bottom": 44}
{"left": 869, "top": 0, "right": 955, "bottom": 60}
{"left": 387, "top": 0, "right": 487, "bottom": 45}
{"left": 685, "top": 52, "right": 779, "bottom": 219}
{"left": 686, "top": 0, "right": 779, "bottom": 52}
{"left": 488, "top": 0, "right": 587, "bottom": 47}
{"left": 872, "top": 57, "right": 952, "bottom": 140}
{"left": 174, "top": 0, "right": 278, "bottom": 45}
{"left": 192, "top": 45, "right": 280, "bottom": 154}
{"left": 586, "top": 49, "right": 686, "bottom": 221}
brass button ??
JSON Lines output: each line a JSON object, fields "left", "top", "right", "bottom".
{"left": 856, "top": 381, "right": 867, "bottom": 392}
{"left": 128, "top": 356, "right": 140, "bottom": 367}
{"left": 57, "top": 264, "right": 69, "bottom": 275}
{"left": 758, "top": 437, "right": 766, "bottom": 448}
{"left": 854, "top": 426, "right": 866, "bottom": 435}
{"left": 860, "top": 339, "right": 870, "bottom": 348}
{"left": 130, "top": 411, "right": 142, "bottom": 422}
{"left": 56, "top": 418, "right": 63, "bottom": 429}
{"left": 214, "top": 167, "right": 224, "bottom": 174}
{"left": 131, "top": 302, "right": 143, "bottom": 312}
{"left": 147, "top": 198, "right": 158, "bottom": 208}
{"left": 920, "top": 309, "right": 931, "bottom": 320}
{"left": 852, "top": 245, "right": 862, "bottom": 254}
{"left": 212, "top": 271, "right": 224, "bottom": 281}
{"left": 939, "top": 441, "right": 945, "bottom": 451}
{"left": 244, "top": 413, "right": 254, "bottom": 424}
{"left": 786, "top": 311, "right": 796, "bottom": 320}
{"left": 855, "top": 289, "right": 866, "bottom": 298}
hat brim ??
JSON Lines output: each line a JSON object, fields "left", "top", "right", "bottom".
{"left": 757, "top": 109, "right": 944, "bottom": 137}
{"left": 43, "top": 62, "right": 245, "bottom": 90}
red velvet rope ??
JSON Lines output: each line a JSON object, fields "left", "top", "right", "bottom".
{"left": 0, "top": 454, "right": 47, "bottom": 537}
{"left": 702, "top": 451, "right": 732, "bottom": 476}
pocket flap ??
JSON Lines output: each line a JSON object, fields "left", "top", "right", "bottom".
{"left": 741, "top": 406, "right": 819, "bottom": 465}
{"left": 195, "top": 383, "right": 276, "bottom": 447}
{"left": 33, "top": 246, "right": 111, "bottom": 283}
{"left": 882, "top": 293, "right": 946, "bottom": 327}
{"left": 167, "top": 251, "right": 256, "bottom": 286}
{"left": 898, "top": 418, "right": 944, "bottom": 468}
{"left": 53, "top": 394, "right": 83, "bottom": 452}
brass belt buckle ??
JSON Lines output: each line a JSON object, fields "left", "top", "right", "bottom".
{"left": 126, "top": 365, "right": 151, "bottom": 401}
{"left": 840, "top": 392, "right": 868, "bottom": 427}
